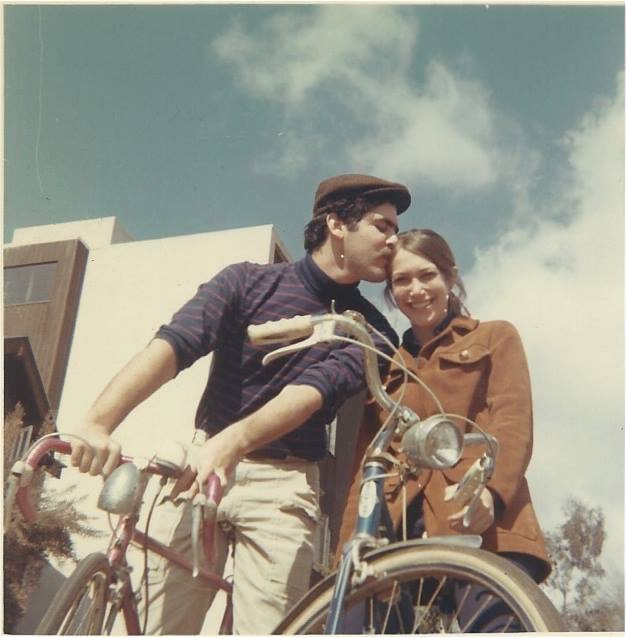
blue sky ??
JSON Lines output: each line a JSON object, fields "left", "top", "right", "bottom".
{"left": 5, "top": 2, "right": 625, "bottom": 598}
{"left": 5, "top": 5, "right": 623, "bottom": 266}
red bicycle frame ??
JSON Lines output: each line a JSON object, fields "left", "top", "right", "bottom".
{"left": 11, "top": 437, "right": 234, "bottom": 634}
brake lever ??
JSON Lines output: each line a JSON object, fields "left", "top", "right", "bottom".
{"left": 191, "top": 494, "right": 205, "bottom": 577}
{"left": 261, "top": 320, "right": 336, "bottom": 366}
{"left": 450, "top": 457, "right": 486, "bottom": 506}
{"left": 446, "top": 456, "right": 491, "bottom": 528}
{"left": 191, "top": 473, "right": 222, "bottom": 578}
{"left": 202, "top": 474, "right": 221, "bottom": 562}
{"left": 462, "top": 490, "right": 483, "bottom": 528}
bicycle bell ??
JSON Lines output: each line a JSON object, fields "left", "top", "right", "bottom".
{"left": 400, "top": 415, "right": 463, "bottom": 469}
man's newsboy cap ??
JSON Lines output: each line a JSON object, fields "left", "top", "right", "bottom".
{"left": 313, "top": 174, "right": 411, "bottom": 216}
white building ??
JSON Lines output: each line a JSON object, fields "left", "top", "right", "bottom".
{"left": 6, "top": 218, "right": 299, "bottom": 633}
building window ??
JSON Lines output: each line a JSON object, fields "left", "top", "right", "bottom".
{"left": 4, "top": 262, "right": 57, "bottom": 305}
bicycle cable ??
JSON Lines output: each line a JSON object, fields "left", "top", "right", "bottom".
{"left": 334, "top": 335, "right": 489, "bottom": 446}
{"left": 140, "top": 475, "right": 165, "bottom": 634}
{"left": 333, "top": 335, "right": 444, "bottom": 415}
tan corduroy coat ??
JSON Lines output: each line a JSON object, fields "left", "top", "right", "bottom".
{"left": 337, "top": 316, "right": 551, "bottom": 582}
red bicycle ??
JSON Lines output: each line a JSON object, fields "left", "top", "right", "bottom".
{"left": 5, "top": 435, "right": 229, "bottom": 635}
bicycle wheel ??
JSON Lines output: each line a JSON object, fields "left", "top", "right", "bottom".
{"left": 35, "top": 552, "right": 116, "bottom": 635}
{"left": 275, "top": 543, "right": 564, "bottom": 633}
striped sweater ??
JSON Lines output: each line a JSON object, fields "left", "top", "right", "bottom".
{"left": 155, "top": 254, "right": 398, "bottom": 460}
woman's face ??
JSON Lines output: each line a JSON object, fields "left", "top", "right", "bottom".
{"left": 390, "top": 247, "right": 451, "bottom": 342}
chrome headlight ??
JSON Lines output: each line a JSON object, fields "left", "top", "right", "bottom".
{"left": 400, "top": 415, "right": 463, "bottom": 469}
{"left": 97, "top": 463, "right": 142, "bottom": 515}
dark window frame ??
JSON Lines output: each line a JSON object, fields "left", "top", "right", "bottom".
{"left": 4, "top": 261, "right": 58, "bottom": 306}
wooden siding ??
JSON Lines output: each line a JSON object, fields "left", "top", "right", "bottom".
{"left": 3, "top": 240, "right": 89, "bottom": 411}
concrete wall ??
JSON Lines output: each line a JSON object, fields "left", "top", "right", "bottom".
{"left": 57, "top": 224, "right": 277, "bottom": 458}
{"left": 10, "top": 216, "right": 134, "bottom": 249}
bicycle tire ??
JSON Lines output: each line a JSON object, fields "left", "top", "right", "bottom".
{"left": 275, "top": 543, "right": 564, "bottom": 634}
{"left": 35, "top": 552, "right": 115, "bottom": 635}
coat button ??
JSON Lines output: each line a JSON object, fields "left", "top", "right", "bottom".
{"left": 459, "top": 349, "right": 470, "bottom": 361}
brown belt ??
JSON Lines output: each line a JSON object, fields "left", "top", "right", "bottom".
{"left": 244, "top": 450, "right": 308, "bottom": 463}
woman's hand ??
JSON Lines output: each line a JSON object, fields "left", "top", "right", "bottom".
{"left": 446, "top": 485, "right": 495, "bottom": 534}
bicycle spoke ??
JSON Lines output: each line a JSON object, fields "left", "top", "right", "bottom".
{"left": 458, "top": 592, "right": 494, "bottom": 633}
{"left": 275, "top": 545, "right": 565, "bottom": 635}
{"left": 103, "top": 601, "right": 121, "bottom": 635}
{"left": 501, "top": 614, "right": 515, "bottom": 633}
{"left": 85, "top": 575, "right": 106, "bottom": 633}
{"left": 89, "top": 576, "right": 108, "bottom": 631}
{"left": 35, "top": 553, "right": 115, "bottom": 636}
{"left": 416, "top": 576, "right": 425, "bottom": 607}
{"left": 59, "top": 573, "right": 106, "bottom": 634}
{"left": 412, "top": 575, "right": 447, "bottom": 633}
{"left": 379, "top": 579, "right": 400, "bottom": 633}
{"left": 59, "top": 589, "right": 89, "bottom": 633}
{"left": 447, "top": 581, "right": 471, "bottom": 631}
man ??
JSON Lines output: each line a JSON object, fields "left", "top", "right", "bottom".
{"left": 70, "top": 173, "right": 411, "bottom": 634}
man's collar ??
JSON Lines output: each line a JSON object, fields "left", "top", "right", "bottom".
{"left": 296, "top": 254, "right": 360, "bottom": 301}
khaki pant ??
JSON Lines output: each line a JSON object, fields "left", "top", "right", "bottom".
{"left": 141, "top": 457, "right": 320, "bottom": 635}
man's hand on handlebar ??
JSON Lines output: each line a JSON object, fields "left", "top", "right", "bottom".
{"left": 170, "top": 432, "right": 238, "bottom": 501}
{"left": 70, "top": 424, "right": 122, "bottom": 477}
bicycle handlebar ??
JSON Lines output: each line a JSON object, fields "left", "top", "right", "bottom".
{"left": 249, "top": 312, "right": 396, "bottom": 417}
{"left": 247, "top": 314, "right": 315, "bottom": 345}
{"left": 10, "top": 436, "right": 221, "bottom": 523}
{"left": 8, "top": 435, "right": 224, "bottom": 575}
{"left": 248, "top": 312, "right": 498, "bottom": 519}
{"left": 12, "top": 437, "right": 137, "bottom": 523}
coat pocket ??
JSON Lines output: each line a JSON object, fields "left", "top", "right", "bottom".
{"left": 438, "top": 344, "right": 491, "bottom": 366}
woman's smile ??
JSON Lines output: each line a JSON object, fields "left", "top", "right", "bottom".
{"left": 391, "top": 247, "right": 450, "bottom": 343}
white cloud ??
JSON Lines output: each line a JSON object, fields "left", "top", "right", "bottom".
{"left": 348, "top": 62, "right": 500, "bottom": 189}
{"left": 465, "top": 71, "right": 624, "bottom": 569}
{"left": 212, "top": 6, "right": 524, "bottom": 192}
{"left": 214, "top": 6, "right": 624, "bottom": 573}
{"left": 213, "top": 7, "right": 417, "bottom": 105}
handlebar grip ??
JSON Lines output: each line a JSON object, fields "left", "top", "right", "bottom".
{"left": 247, "top": 315, "right": 314, "bottom": 345}
{"left": 14, "top": 437, "right": 138, "bottom": 524}
{"left": 15, "top": 438, "right": 73, "bottom": 522}
{"left": 463, "top": 432, "right": 498, "bottom": 449}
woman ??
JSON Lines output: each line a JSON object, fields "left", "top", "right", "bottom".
{"left": 337, "top": 229, "right": 551, "bottom": 606}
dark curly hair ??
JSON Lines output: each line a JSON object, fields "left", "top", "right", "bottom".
{"left": 304, "top": 195, "right": 388, "bottom": 253}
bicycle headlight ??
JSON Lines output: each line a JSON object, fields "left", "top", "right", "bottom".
{"left": 400, "top": 415, "right": 463, "bottom": 469}
{"left": 97, "top": 463, "right": 142, "bottom": 515}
